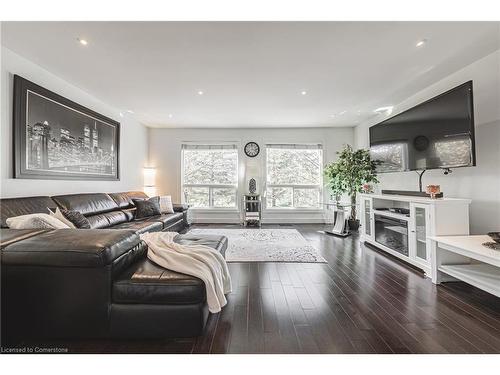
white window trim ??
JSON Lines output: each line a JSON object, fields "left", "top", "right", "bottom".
{"left": 181, "top": 143, "right": 240, "bottom": 210}
{"left": 263, "top": 143, "right": 324, "bottom": 211}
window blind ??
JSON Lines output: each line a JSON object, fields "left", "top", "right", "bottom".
{"left": 181, "top": 144, "right": 237, "bottom": 150}
{"left": 266, "top": 143, "right": 322, "bottom": 150}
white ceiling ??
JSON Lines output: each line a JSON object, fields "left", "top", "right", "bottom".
{"left": 2, "top": 21, "right": 499, "bottom": 128}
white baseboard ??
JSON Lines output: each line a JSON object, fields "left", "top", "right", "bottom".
{"left": 262, "top": 217, "right": 327, "bottom": 224}
{"left": 192, "top": 217, "right": 241, "bottom": 224}
{"left": 191, "top": 217, "right": 328, "bottom": 224}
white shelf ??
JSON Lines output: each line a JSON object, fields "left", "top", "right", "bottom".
{"left": 438, "top": 264, "right": 500, "bottom": 297}
{"left": 372, "top": 210, "right": 410, "bottom": 221}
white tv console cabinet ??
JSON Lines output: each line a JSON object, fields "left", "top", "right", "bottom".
{"left": 359, "top": 193, "right": 471, "bottom": 276}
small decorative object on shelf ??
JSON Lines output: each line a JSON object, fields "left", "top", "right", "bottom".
{"left": 249, "top": 178, "right": 257, "bottom": 194}
{"left": 361, "top": 183, "right": 373, "bottom": 193}
{"left": 483, "top": 232, "right": 500, "bottom": 250}
{"left": 426, "top": 184, "right": 441, "bottom": 199}
{"left": 482, "top": 242, "right": 500, "bottom": 250}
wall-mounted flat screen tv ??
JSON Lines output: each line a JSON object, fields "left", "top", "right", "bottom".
{"left": 369, "top": 81, "right": 476, "bottom": 173}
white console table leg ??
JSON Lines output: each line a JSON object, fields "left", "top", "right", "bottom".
{"left": 431, "top": 240, "right": 440, "bottom": 284}
{"left": 431, "top": 239, "right": 472, "bottom": 284}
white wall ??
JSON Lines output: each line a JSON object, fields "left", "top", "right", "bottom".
{"left": 0, "top": 47, "right": 149, "bottom": 197}
{"left": 355, "top": 50, "right": 500, "bottom": 234}
{"left": 148, "top": 127, "right": 354, "bottom": 223}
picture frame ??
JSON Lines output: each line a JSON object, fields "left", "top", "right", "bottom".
{"left": 13, "top": 75, "right": 120, "bottom": 180}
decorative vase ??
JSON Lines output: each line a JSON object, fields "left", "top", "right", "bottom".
{"left": 249, "top": 178, "right": 257, "bottom": 194}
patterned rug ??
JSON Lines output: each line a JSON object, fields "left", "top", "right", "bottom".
{"left": 188, "top": 228, "right": 327, "bottom": 263}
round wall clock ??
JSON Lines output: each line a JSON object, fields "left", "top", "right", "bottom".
{"left": 244, "top": 142, "right": 260, "bottom": 157}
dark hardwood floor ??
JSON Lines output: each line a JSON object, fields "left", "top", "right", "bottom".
{"left": 20, "top": 224, "right": 500, "bottom": 354}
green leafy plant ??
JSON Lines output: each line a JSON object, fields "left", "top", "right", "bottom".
{"left": 324, "top": 144, "right": 380, "bottom": 221}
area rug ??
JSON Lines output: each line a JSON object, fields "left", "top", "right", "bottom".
{"left": 188, "top": 228, "right": 327, "bottom": 263}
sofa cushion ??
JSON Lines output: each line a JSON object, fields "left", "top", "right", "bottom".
{"left": 0, "top": 228, "right": 49, "bottom": 249}
{"left": 52, "top": 193, "right": 118, "bottom": 216}
{"left": 109, "top": 220, "right": 163, "bottom": 234}
{"left": 149, "top": 213, "right": 184, "bottom": 228}
{"left": 87, "top": 211, "right": 129, "bottom": 229}
{"left": 112, "top": 259, "right": 206, "bottom": 305}
{"left": 1, "top": 229, "right": 140, "bottom": 267}
{"left": 0, "top": 196, "right": 56, "bottom": 228}
{"left": 121, "top": 208, "right": 136, "bottom": 221}
{"left": 173, "top": 203, "right": 189, "bottom": 212}
{"left": 108, "top": 191, "right": 148, "bottom": 209}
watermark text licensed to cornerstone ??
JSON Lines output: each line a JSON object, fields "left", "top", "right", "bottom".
{"left": 1, "top": 346, "right": 68, "bottom": 353}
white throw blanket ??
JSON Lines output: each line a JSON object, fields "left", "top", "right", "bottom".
{"left": 140, "top": 232, "right": 232, "bottom": 313}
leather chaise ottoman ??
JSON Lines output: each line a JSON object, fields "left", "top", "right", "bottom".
{"left": 110, "top": 234, "right": 228, "bottom": 338}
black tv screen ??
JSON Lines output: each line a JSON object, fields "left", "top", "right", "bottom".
{"left": 369, "top": 81, "right": 476, "bottom": 173}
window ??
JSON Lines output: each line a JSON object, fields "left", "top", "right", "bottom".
{"left": 182, "top": 144, "right": 238, "bottom": 208}
{"left": 265, "top": 144, "right": 323, "bottom": 209}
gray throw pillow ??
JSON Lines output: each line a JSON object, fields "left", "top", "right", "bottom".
{"left": 60, "top": 209, "right": 91, "bottom": 229}
{"left": 133, "top": 196, "right": 161, "bottom": 219}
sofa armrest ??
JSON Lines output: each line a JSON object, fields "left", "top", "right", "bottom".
{"left": 173, "top": 203, "right": 189, "bottom": 212}
{"left": 1, "top": 228, "right": 140, "bottom": 268}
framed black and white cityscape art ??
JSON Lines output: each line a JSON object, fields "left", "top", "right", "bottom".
{"left": 13, "top": 75, "right": 120, "bottom": 180}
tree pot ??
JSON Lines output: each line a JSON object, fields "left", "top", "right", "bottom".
{"left": 348, "top": 219, "right": 360, "bottom": 232}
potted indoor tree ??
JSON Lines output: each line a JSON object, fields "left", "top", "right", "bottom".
{"left": 324, "top": 144, "right": 380, "bottom": 231}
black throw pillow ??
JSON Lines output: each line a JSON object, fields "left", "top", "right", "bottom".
{"left": 61, "top": 209, "right": 91, "bottom": 229}
{"left": 132, "top": 196, "right": 161, "bottom": 219}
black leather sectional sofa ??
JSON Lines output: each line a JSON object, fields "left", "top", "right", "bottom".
{"left": 0, "top": 191, "right": 228, "bottom": 345}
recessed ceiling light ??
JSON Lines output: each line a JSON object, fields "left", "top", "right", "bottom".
{"left": 416, "top": 39, "right": 427, "bottom": 47}
{"left": 119, "top": 112, "right": 124, "bottom": 118}
{"left": 168, "top": 114, "right": 173, "bottom": 118}
{"left": 339, "top": 110, "right": 347, "bottom": 115}
{"left": 374, "top": 106, "right": 394, "bottom": 115}
{"left": 197, "top": 90, "right": 204, "bottom": 95}
{"left": 301, "top": 90, "right": 307, "bottom": 95}
{"left": 77, "top": 38, "right": 88, "bottom": 46}
{"left": 126, "top": 110, "right": 134, "bottom": 114}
